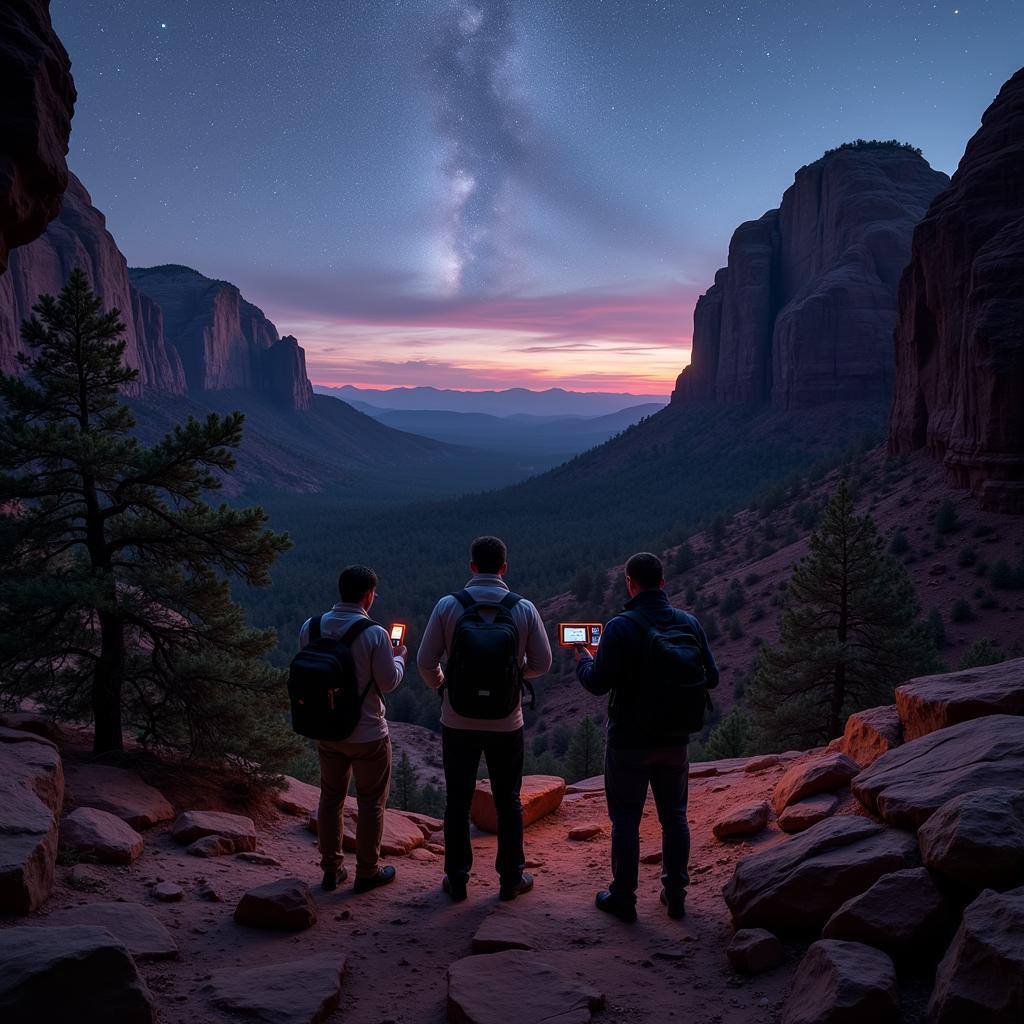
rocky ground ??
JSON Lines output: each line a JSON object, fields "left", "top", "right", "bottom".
{"left": 2, "top": 656, "right": 1023, "bottom": 1023}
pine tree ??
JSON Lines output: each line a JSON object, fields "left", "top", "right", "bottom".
{"left": 0, "top": 270, "right": 297, "bottom": 767}
{"left": 565, "top": 715, "right": 605, "bottom": 782}
{"left": 747, "top": 480, "right": 936, "bottom": 750}
{"left": 389, "top": 751, "right": 419, "bottom": 811}
{"left": 701, "top": 705, "right": 752, "bottom": 760}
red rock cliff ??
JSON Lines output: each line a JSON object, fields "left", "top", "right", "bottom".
{"left": 888, "top": 68, "right": 1024, "bottom": 514}
{"left": 0, "top": 0, "right": 76, "bottom": 272}
{"left": 673, "top": 145, "right": 948, "bottom": 410}
{"left": 0, "top": 174, "right": 186, "bottom": 396}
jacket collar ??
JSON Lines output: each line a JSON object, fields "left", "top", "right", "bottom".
{"left": 332, "top": 601, "right": 370, "bottom": 617}
{"left": 625, "top": 588, "right": 670, "bottom": 611}
{"left": 466, "top": 574, "right": 509, "bottom": 591}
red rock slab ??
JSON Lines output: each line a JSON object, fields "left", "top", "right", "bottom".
{"left": 201, "top": 953, "right": 346, "bottom": 1024}
{"left": 171, "top": 810, "right": 256, "bottom": 851}
{"left": 471, "top": 775, "right": 565, "bottom": 835}
{"left": 723, "top": 816, "right": 919, "bottom": 933}
{"left": 0, "top": 728, "right": 63, "bottom": 914}
{"left": 567, "top": 824, "right": 603, "bottom": 841}
{"left": 274, "top": 775, "right": 320, "bottom": 817}
{"left": 565, "top": 775, "right": 604, "bottom": 794}
{"left": 772, "top": 752, "right": 859, "bottom": 815}
{"left": 307, "top": 806, "right": 425, "bottom": 856}
{"left": 896, "top": 658, "right": 1024, "bottom": 741}
{"left": 712, "top": 800, "right": 770, "bottom": 841}
{"left": 918, "top": 787, "right": 1024, "bottom": 890}
{"left": 63, "top": 764, "right": 173, "bottom": 830}
{"left": 836, "top": 705, "right": 903, "bottom": 767}
{"left": 928, "top": 886, "right": 1024, "bottom": 1023}
{"left": 60, "top": 807, "right": 144, "bottom": 865}
{"left": 0, "top": 924, "right": 156, "bottom": 1023}
{"left": 46, "top": 902, "right": 178, "bottom": 960}
{"left": 852, "top": 715, "right": 1024, "bottom": 829}
{"left": 448, "top": 950, "right": 604, "bottom": 1024}
{"left": 782, "top": 940, "right": 899, "bottom": 1024}
{"left": 471, "top": 905, "right": 538, "bottom": 954}
{"left": 778, "top": 793, "right": 840, "bottom": 834}
{"left": 822, "top": 867, "right": 952, "bottom": 961}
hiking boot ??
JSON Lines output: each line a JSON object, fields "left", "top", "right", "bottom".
{"left": 499, "top": 872, "right": 534, "bottom": 902}
{"left": 661, "top": 889, "right": 686, "bottom": 919}
{"left": 353, "top": 865, "right": 396, "bottom": 894}
{"left": 321, "top": 867, "right": 349, "bottom": 892}
{"left": 595, "top": 890, "right": 637, "bottom": 923}
{"left": 442, "top": 875, "right": 468, "bottom": 902}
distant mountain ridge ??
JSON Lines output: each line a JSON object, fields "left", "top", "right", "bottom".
{"left": 316, "top": 384, "right": 669, "bottom": 417}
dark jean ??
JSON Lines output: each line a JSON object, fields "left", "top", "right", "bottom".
{"left": 605, "top": 743, "right": 690, "bottom": 902}
{"left": 442, "top": 725, "right": 525, "bottom": 887}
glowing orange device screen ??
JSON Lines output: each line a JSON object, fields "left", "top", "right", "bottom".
{"left": 390, "top": 624, "right": 406, "bottom": 647}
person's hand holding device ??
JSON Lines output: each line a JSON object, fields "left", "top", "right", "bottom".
{"left": 559, "top": 622, "right": 601, "bottom": 659}
{"left": 390, "top": 623, "right": 408, "bottom": 661}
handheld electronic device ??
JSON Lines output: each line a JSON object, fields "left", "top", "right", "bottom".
{"left": 390, "top": 623, "right": 406, "bottom": 648}
{"left": 558, "top": 622, "right": 603, "bottom": 648}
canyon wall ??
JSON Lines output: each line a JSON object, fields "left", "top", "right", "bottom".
{"left": 888, "top": 67, "right": 1024, "bottom": 514}
{"left": 0, "top": 0, "right": 76, "bottom": 272}
{"left": 674, "top": 145, "right": 949, "bottom": 410}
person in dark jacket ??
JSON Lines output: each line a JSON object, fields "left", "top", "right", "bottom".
{"left": 575, "top": 551, "right": 719, "bottom": 922}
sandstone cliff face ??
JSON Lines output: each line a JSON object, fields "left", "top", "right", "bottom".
{"left": 889, "top": 68, "right": 1024, "bottom": 514}
{"left": 0, "top": 174, "right": 186, "bottom": 396}
{"left": 0, "top": 0, "right": 76, "bottom": 272}
{"left": 129, "top": 265, "right": 313, "bottom": 411}
{"left": 673, "top": 146, "right": 949, "bottom": 410}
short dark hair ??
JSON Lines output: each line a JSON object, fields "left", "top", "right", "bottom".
{"left": 625, "top": 552, "right": 663, "bottom": 590}
{"left": 338, "top": 564, "right": 378, "bottom": 602}
{"left": 471, "top": 535, "right": 507, "bottom": 574}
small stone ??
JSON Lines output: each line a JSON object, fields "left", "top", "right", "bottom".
{"left": 60, "top": 807, "right": 145, "bottom": 865}
{"left": 197, "top": 883, "right": 222, "bottom": 902}
{"left": 641, "top": 851, "right": 663, "bottom": 865}
{"left": 772, "top": 753, "right": 859, "bottom": 815}
{"left": 713, "top": 800, "right": 769, "bottom": 841}
{"left": 153, "top": 881, "right": 183, "bottom": 902}
{"left": 171, "top": 810, "right": 257, "bottom": 852}
{"left": 234, "top": 878, "right": 317, "bottom": 931}
{"left": 727, "top": 929, "right": 784, "bottom": 975}
{"left": 187, "top": 835, "right": 236, "bottom": 858}
{"left": 235, "top": 851, "right": 282, "bottom": 866}
{"left": 778, "top": 793, "right": 840, "bottom": 834}
{"left": 568, "top": 824, "right": 602, "bottom": 841}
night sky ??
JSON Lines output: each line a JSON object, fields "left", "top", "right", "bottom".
{"left": 52, "top": 1, "right": 1024, "bottom": 393}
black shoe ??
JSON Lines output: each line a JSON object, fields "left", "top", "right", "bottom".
{"left": 321, "top": 868, "right": 348, "bottom": 892}
{"left": 352, "top": 865, "right": 396, "bottom": 894}
{"left": 442, "top": 875, "right": 468, "bottom": 902}
{"left": 499, "top": 872, "right": 534, "bottom": 902}
{"left": 596, "top": 890, "right": 638, "bottom": 923}
{"left": 661, "top": 889, "right": 686, "bottom": 919}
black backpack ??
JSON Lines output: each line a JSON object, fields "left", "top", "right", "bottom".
{"left": 621, "top": 608, "right": 712, "bottom": 741}
{"left": 443, "top": 590, "right": 534, "bottom": 719}
{"left": 287, "top": 615, "right": 378, "bottom": 740}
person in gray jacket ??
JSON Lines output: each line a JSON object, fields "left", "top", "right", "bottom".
{"left": 299, "top": 565, "right": 406, "bottom": 894}
{"left": 418, "top": 536, "right": 552, "bottom": 902}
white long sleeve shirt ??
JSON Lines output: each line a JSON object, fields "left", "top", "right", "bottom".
{"left": 298, "top": 602, "right": 405, "bottom": 744}
{"left": 417, "top": 574, "right": 552, "bottom": 732}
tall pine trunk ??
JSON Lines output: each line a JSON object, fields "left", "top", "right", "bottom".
{"left": 93, "top": 609, "right": 125, "bottom": 753}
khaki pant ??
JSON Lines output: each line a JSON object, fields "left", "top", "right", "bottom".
{"left": 317, "top": 735, "right": 391, "bottom": 878}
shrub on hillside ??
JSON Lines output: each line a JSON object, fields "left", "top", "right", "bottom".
{"left": 958, "top": 639, "right": 1008, "bottom": 670}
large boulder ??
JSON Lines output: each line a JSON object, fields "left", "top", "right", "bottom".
{"left": 447, "top": 950, "right": 604, "bottom": 1024}
{"left": 0, "top": 0, "right": 75, "bottom": 273}
{"left": 782, "top": 940, "right": 899, "bottom": 1024}
{"left": 171, "top": 810, "right": 257, "bottom": 851}
{"left": 896, "top": 659, "right": 1024, "bottom": 741}
{"left": 723, "top": 816, "right": 919, "bottom": 932}
{"left": 0, "top": 711, "right": 63, "bottom": 743}
{"left": 852, "top": 715, "right": 1024, "bottom": 828}
{"left": 60, "top": 806, "right": 144, "bottom": 864}
{"left": 888, "top": 68, "right": 1024, "bottom": 512}
{"left": 772, "top": 753, "right": 860, "bottom": 815}
{"left": 928, "top": 886, "right": 1024, "bottom": 1023}
{"left": 234, "top": 878, "right": 317, "bottom": 931}
{"left": 471, "top": 775, "right": 565, "bottom": 834}
{"left": 821, "top": 867, "right": 952, "bottom": 960}
{"left": 63, "top": 764, "right": 174, "bottom": 829}
{"left": 200, "top": 954, "right": 346, "bottom": 1024}
{"left": 835, "top": 705, "right": 903, "bottom": 767}
{"left": 918, "top": 787, "right": 1024, "bottom": 891}
{"left": 0, "top": 924, "right": 155, "bottom": 1023}
{"left": 0, "top": 727, "right": 63, "bottom": 913}
{"left": 307, "top": 805, "right": 425, "bottom": 856}
{"left": 713, "top": 800, "right": 770, "bottom": 841}
{"left": 44, "top": 902, "right": 178, "bottom": 960}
